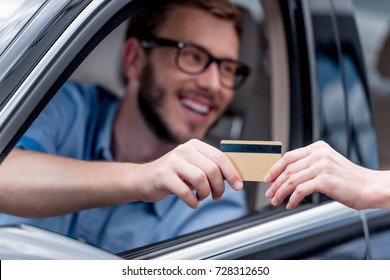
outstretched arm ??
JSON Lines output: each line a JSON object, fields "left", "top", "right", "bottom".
{"left": 0, "top": 139, "right": 243, "bottom": 217}
{"left": 264, "top": 141, "right": 390, "bottom": 210}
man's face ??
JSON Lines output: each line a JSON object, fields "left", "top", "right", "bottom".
{"left": 138, "top": 7, "right": 239, "bottom": 144}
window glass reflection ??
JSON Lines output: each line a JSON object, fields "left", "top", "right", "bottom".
{"left": 353, "top": 0, "right": 390, "bottom": 169}
{"left": 343, "top": 53, "right": 379, "bottom": 168}
{"left": 316, "top": 52, "right": 349, "bottom": 155}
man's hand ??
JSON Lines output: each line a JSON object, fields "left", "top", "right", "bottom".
{"left": 0, "top": 141, "right": 243, "bottom": 217}
{"left": 133, "top": 139, "right": 243, "bottom": 209}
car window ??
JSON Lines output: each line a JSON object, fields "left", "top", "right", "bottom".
{"left": 5, "top": 0, "right": 290, "bottom": 252}
{"left": 309, "top": 0, "right": 378, "bottom": 169}
{"left": 71, "top": 0, "right": 278, "bottom": 214}
{"left": 332, "top": 0, "right": 378, "bottom": 169}
{"left": 353, "top": 0, "right": 390, "bottom": 169}
{"left": 310, "top": 0, "right": 349, "bottom": 157}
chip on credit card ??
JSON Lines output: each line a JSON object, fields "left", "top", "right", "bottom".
{"left": 220, "top": 140, "right": 282, "bottom": 182}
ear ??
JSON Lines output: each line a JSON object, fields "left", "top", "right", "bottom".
{"left": 123, "top": 38, "right": 146, "bottom": 81}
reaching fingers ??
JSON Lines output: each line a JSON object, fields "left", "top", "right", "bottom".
{"left": 264, "top": 147, "right": 310, "bottom": 184}
{"left": 264, "top": 141, "right": 327, "bottom": 183}
{"left": 269, "top": 163, "right": 316, "bottom": 206}
{"left": 265, "top": 141, "right": 339, "bottom": 209}
{"left": 265, "top": 153, "right": 312, "bottom": 199}
{"left": 285, "top": 180, "right": 320, "bottom": 209}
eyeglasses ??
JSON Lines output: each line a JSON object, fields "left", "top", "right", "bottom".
{"left": 139, "top": 37, "right": 251, "bottom": 90}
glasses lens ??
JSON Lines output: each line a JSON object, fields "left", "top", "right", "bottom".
{"left": 177, "top": 46, "right": 209, "bottom": 74}
{"left": 219, "top": 61, "right": 240, "bottom": 88}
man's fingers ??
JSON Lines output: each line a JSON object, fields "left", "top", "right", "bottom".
{"left": 168, "top": 176, "right": 199, "bottom": 209}
{"left": 192, "top": 140, "right": 243, "bottom": 191}
{"left": 174, "top": 161, "right": 212, "bottom": 202}
{"left": 161, "top": 139, "right": 243, "bottom": 207}
{"left": 184, "top": 153, "right": 225, "bottom": 200}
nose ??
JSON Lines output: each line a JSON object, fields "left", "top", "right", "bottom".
{"left": 196, "top": 61, "right": 222, "bottom": 92}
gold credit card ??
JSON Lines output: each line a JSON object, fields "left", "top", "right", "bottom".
{"left": 220, "top": 140, "right": 282, "bottom": 182}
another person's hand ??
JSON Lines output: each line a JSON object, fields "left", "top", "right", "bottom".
{"left": 133, "top": 139, "right": 243, "bottom": 209}
{"left": 264, "top": 141, "right": 374, "bottom": 210}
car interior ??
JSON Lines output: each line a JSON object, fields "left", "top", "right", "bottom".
{"left": 70, "top": 0, "right": 290, "bottom": 214}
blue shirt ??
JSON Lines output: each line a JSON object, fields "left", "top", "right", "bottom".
{"left": 0, "top": 81, "right": 247, "bottom": 253}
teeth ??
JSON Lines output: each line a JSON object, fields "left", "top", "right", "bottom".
{"left": 181, "top": 99, "right": 209, "bottom": 114}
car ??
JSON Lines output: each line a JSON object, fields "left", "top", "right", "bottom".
{"left": 1, "top": 0, "right": 390, "bottom": 260}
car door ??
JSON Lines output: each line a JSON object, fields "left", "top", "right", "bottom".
{"left": 352, "top": 0, "right": 390, "bottom": 260}
{"left": 0, "top": 0, "right": 389, "bottom": 260}
{"left": 0, "top": 0, "right": 153, "bottom": 259}
{"left": 120, "top": 0, "right": 385, "bottom": 260}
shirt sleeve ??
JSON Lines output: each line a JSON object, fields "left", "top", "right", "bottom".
{"left": 15, "top": 81, "right": 83, "bottom": 154}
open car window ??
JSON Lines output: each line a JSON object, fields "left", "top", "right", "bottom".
{"left": 0, "top": 0, "right": 291, "bottom": 254}
{"left": 1, "top": 0, "right": 389, "bottom": 261}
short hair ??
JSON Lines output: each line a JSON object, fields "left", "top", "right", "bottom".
{"left": 126, "top": 0, "right": 242, "bottom": 40}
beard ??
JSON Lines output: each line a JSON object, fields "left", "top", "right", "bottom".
{"left": 138, "top": 61, "right": 225, "bottom": 145}
{"left": 138, "top": 62, "right": 179, "bottom": 144}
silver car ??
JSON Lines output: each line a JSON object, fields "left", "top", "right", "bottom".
{"left": 0, "top": 0, "right": 389, "bottom": 259}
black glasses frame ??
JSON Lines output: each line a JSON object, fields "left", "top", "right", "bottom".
{"left": 139, "top": 36, "right": 251, "bottom": 90}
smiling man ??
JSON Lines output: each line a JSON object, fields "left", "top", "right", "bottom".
{"left": 0, "top": 0, "right": 250, "bottom": 253}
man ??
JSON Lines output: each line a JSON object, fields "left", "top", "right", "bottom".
{"left": 0, "top": 0, "right": 251, "bottom": 253}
